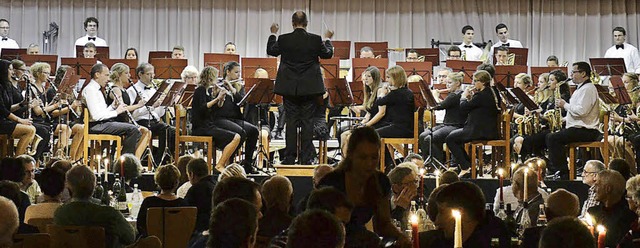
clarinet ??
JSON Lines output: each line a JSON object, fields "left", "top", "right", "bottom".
{"left": 129, "top": 80, "right": 158, "bottom": 122}
{"left": 106, "top": 85, "right": 140, "bottom": 128}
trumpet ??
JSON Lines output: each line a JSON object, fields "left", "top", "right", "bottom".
{"left": 106, "top": 85, "right": 139, "bottom": 128}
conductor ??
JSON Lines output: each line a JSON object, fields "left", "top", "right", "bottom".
{"left": 267, "top": 11, "right": 334, "bottom": 164}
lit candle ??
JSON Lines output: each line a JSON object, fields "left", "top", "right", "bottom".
{"left": 410, "top": 214, "right": 419, "bottom": 248}
{"left": 524, "top": 168, "right": 529, "bottom": 201}
{"left": 510, "top": 163, "right": 516, "bottom": 178}
{"left": 419, "top": 168, "right": 425, "bottom": 204}
{"left": 536, "top": 160, "right": 543, "bottom": 182}
{"left": 597, "top": 225, "right": 606, "bottom": 248}
{"left": 103, "top": 159, "right": 109, "bottom": 184}
{"left": 498, "top": 168, "right": 504, "bottom": 204}
{"left": 120, "top": 155, "right": 125, "bottom": 179}
{"left": 434, "top": 169, "right": 440, "bottom": 188}
{"left": 452, "top": 209, "right": 462, "bottom": 248}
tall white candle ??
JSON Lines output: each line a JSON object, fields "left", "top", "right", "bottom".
{"left": 524, "top": 168, "right": 529, "bottom": 201}
{"left": 434, "top": 170, "right": 440, "bottom": 188}
{"left": 104, "top": 159, "right": 109, "bottom": 183}
{"left": 452, "top": 209, "right": 462, "bottom": 248}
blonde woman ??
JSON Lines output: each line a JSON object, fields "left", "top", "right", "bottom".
{"left": 513, "top": 73, "right": 554, "bottom": 160}
{"left": 48, "top": 66, "right": 84, "bottom": 161}
{"left": 607, "top": 72, "right": 639, "bottom": 169}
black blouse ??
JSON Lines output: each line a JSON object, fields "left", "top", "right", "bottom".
{"left": 377, "top": 86, "right": 415, "bottom": 131}
{"left": 105, "top": 87, "right": 132, "bottom": 123}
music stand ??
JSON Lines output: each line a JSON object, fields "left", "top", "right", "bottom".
{"left": 204, "top": 53, "right": 240, "bottom": 72}
{"left": 324, "top": 78, "right": 354, "bottom": 108}
{"left": 350, "top": 81, "right": 364, "bottom": 105}
{"left": 61, "top": 57, "right": 97, "bottom": 79}
{"left": 21, "top": 54, "right": 58, "bottom": 75}
{"left": 241, "top": 57, "right": 278, "bottom": 80}
{"left": 509, "top": 87, "right": 539, "bottom": 111}
{"left": 407, "top": 48, "right": 440, "bottom": 67}
{"left": 590, "top": 58, "right": 627, "bottom": 76}
{"left": 148, "top": 51, "right": 173, "bottom": 62}
{"left": 0, "top": 48, "right": 26, "bottom": 60}
{"left": 495, "top": 65, "right": 527, "bottom": 88}
{"left": 610, "top": 77, "right": 632, "bottom": 105}
{"left": 595, "top": 84, "right": 619, "bottom": 106}
{"left": 179, "top": 84, "right": 197, "bottom": 107}
{"left": 396, "top": 61, "right": 433, "bottom": 83}
{"left": 58, "top": 69, "right": 81, "bottom": 96}
{"left": 320, "top": 58, "right": 340, "bottom": 79}
{"left": 238, "top": 79, "right": 276, "bottom": 170}
{"left": 530, "top": 66, "right": 568, "bottom": 86}
{"left": 495, "top": 82, "right": 519, "bottom": 106}
{"left": 354, "top": 42, "right": 389, "bottom": 58}
{"left": 351, "top": 58, "right": 389, "bottom": 82}
{"left": 446, "top": 60, "right": 482, "bottom": 84}
{"left": 150, "top": 58, "right": 187, "bottom": 79}
{"left": 151, "top": 80, "right": 187, "bottom": 165}
{"left": 332, "top": 41, "right": 351, "bottom": 60}
{"left": 102, "top": 59, "right": 139, "bottom": 82}
{"left": 75, "top": 46, "right": 109, "bottom": 60}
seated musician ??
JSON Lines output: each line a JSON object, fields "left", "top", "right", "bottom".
{"left": 124, "top": 48, "right": 138, "bottom": 60}
{"left": 494, "top": 46, "right": 509, "bottom": 65}
{"left": 224, "top": 42, "right": 237, "bottom": 54}
{"left": 545, "top": 62, "right": 601, "bottom": 180}
{"left": 513, "top": 73, "right": 554, "bottom": 160}
{"left": 191, "top": 66, "right": 241, "bottom": 173}
{"left": 82, "top": 63, "right": 142, "bottom": 155}
{"left": 220, "top": 61, "right": 259, "bottom": 173}
{"left": 376, "top": 65, "right": 415, "bottom": 169}
{"left": 28, "top": 62, "right": 72, "bottom": 159}
{"left": 339, "top": 66, "right": 389, "bottom": 156}
{"left": 419, "top": 72, "right": 465, "bottom": 164}
{"left": 126, "top": 62, "right": 175, "bottom": 162}
{"left": 611, "top": 73, "right": 640, "bottom": 169}
{"left": 445, "top": 70, "right": 501, "bottom": 178}
{"left": 107, "top": 63, "right": 152, "bottom": 158}
{"left": 406, "top": 49, "right": 420, "bottom": 62}
{"left": 181, "top": 65, "right": 199, "bottom": 85}
{"left": 46, "top": 65, "right": 85, "bottom": 162}
{"left": 83, "top": 42, "right": 97, "bottom": 59}
{"left": 546, "top": 55, "right": 559, "bottom": 67}
{"left": 26, "top": 43, "right": 39, "bottom": 55}
{"left": 511, "top": 73, "right": 533, "bottom": 135}
{"left": 171, "top": 45, "right": 185, "bottom": 59}
{"left": 0, "top": 59, "right": 36, "bottom": 155}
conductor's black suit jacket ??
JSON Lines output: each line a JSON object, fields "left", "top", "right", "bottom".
{"left": 267, "top": 28, "right": 333, "bottom": 97}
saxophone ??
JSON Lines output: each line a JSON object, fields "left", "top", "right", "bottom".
{"left": 621, "top": 104, "right": 640, "bottom": 139}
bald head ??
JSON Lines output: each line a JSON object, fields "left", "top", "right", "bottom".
{"left": 595, "top": 170, "right": 626, "bottom": 205}
{"left": 546, "top": 189, "right": 580, "bottom": 220}
{"left": 313, "top": 165, "right": 333, "bottom": 188}
{"left": 0, "top": 196, "right": 18, "bottom": 247}
{"left": 292, "top": 11, "right": 308, "bottom": 28}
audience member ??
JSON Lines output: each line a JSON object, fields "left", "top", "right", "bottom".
{"left": 388, "top": 166, "right": 418, "bottom": 229}
{"left": 287, "top": 209, "right": 346, "bottom": 248}
{"left": 587, "top": 170, "right": 637, "bottom": 248}
{"left": 208, "top": 198, "right": 259, "bottom": 248}
{"left": 218, "top": 163, "right": 247, "bottom": 181}
{"left": 259, "top": 176, "right": 293, "bottom": 239}
{"left": 521, "top": 189, "right": 580, "bottom": 248}
{"left": 24, "top": 167, "right": 65, "bottom": 224}
{"left": 439, "top": 170, "right": 459, "bottom": 185}
{"left": 175, "top": 155, "right": 195, "bottom": 198}
{"left": 113, "top": 154, "right": 143, "bottom": 193}
{"left": 16, "top": 155, "right": 41, "bottom": 204}
{"left": 538, "top": 217, "right": 595, "bottom": 248}
{"left": 626, "top": 175, "right": 640, "bottom": 215}
{"left": 403, "top": 153, "right": 425, "bottom": 170}
{"left": 136, "top": 165, "right": 188, "bottom": 238}
{"left": 580, "top": 160, "right": 606, "bottom": 218}
{"left": 512, "top": 166, "right": 543, "bottom": 225}
{"left": 295, "top": 164, "right": 333, "bottom": 214}
{"left": 0, "top": 180, "right": 37, "bottom": 234}
{"left": 492, "top": 163, "right": 549, "bottom": 215}
{"left": 53, "top": 165, "right": 135, "bottom": 248}
{"left": 184, "top": 158, "right": 217, "bottom": 233}
{"left": 0, "top": 196, "right": 18, "bottom": 248}
{"left": 609, "top": 158, "right": 632, "bottom": 181}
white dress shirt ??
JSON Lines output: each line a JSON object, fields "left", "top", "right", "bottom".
{"left": 564, "top": 81, "right": 600, "bottom": 130}
{"left": 458, "top": 43, "right": 483, "bottom": 61}
{"left": 489, "top": 39, "right": 524, "bottom": 63}
{"left": 126, "top": 81, "right": 165, "bottom": 121}
{"left": 604, "top": 42, "right": 640, "bottom": 73}
{"left": 82, "top": 79, "right": 118, "bottom": 122}
{"left": 0, "top": 37, "right": 19, "bottom": 53}
{"left": 492, "top": 186, "right": 549, "bottom": 215}
{"left": 74, "top": 35, "right": 107, "bottom": 46}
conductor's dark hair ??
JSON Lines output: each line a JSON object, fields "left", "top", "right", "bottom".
{"left": 495, "top": 23, "right": 508, "bottom": 33}
{"left": 292, "top": 11, "right": 308, "bottom": 27}
{"left": 84, "top": 17, "right": 99, "bottom": 30}
{"left": 573, "top": 61, "right": 592, "bottom": 77}
{"left": 613, "top": 26, "right": 626, "bottom": 36}
{"left": 90, "top": 63, "right": 107, "bottom": 79}
{"left": 462, "top": 25, "right": 474, "bottom": 34}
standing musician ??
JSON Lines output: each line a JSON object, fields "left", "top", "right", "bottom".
{"left": 28, "top": 62, "right": 72, "bottom": 158}
{"left": 545, "top": 62, "right": 601, "bottom": 180}
{"left": 266, "top": 11, "right": 334, "bottom": 165}
{"left": 219, "top": 61, "right": 259, "bottom": 173}
{"left": 0, "top": 59, "right": 35, "bottom": 155}
{"left": 419, "top": 72, "right": 465, "bottom": 164}
{"left": 513, "top": 73, "right": 555, "bottom": 160}
{"left": 191, "top": 66, "right": 241, "bottom": 172}
{"left": 612, "top": 73, "right": 640, "bottom": 170}
{"left": 446, "top": 70, "right": 501, "bottom": 178}
{"left": 82, "top": 63, "right": 142, "bottom": 155}
{"left": 46, "top": 65, "right": 85, "bottom": 161}
{"left": 107, "top": 63, "right": 152, "bottom": 158}
{"left": 126, "top": 62, "right": 175, "bottom": 162}
{"left": 458, "top": 25, "right": 483, "bottom": 61}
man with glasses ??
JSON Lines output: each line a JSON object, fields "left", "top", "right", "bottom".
{"left": 16, "top": 155, "right": 41, "bottom": 204}
{"left": 388, "top": 166, "right": 418, "bottom": 229}
{"left": 545, "top": 62, "right": 601, "bottom": 180}
{"left": 0, "top": 19, "right": 19, "bottom": 53}
{"left": 578, "top": 160, "right": 605, "bottom": 219}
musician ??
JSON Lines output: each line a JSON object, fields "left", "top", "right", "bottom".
{"left": 83, "top": 42, "right": 97, "bottom": 59}
{"left": 251, "top": 68, "right": 273, "bottom": 167}
{"left": 171, "top": 45, "right": 185, "bottom": 59}
{"left": 445, "top": 70, "right": 501, "bottom": 178}
{"left": 612, "top": 73, "right": 639, "bottom": 169}
{"left": 546, "top": 62, "right": 601, "bottom": 180}
{"left": 26, "top": 44, "right": 39, "bottom": 55}
{"left": 126, "top": 62, "right": 175, "bottom": 161}
{"left": 446, "top": 46, "right": 462, "bottom": 60}
{"left": 82, "top": 63, "right": 141, "bottom": 155}
{"left": 604, "top": 27, "right": 640, "bottom": 74}
{"left": 457, "top": 25, "right": 482, "bottom": 61}
{"left": 513, "top": 73, "right": 554, "bottom": 160}
{"left": 224, "top": 42, "right": 237, "bottom": 54}
{"left": 124, "top": 48, "right": 138, "bottom": 60}
{"left": 490, "top": 23, "right": 523, "bottom": 60}
{"left": 266, "top": 11, "right": 334, "bottom": 165}
{"left": 339, "top": 66, "right": 389, "bottom": 156}
{"left": 494, "top": 46, "right": 509, "bottom": 65}
{"left": 406, "top": 49, "right": 420, "bottom": 62}
{"left": 512, "top": 73, "right": 533, "bottom": 117}
{"left": 181, "top": 65, "right": 199, "bottom": 84}
{"left": 419, "top": 72, "right": 465, "bottom": 163}
{"left": 191, "top": 66, "right": 241, "bottom": 172}
{"left": 28, "top": 62, "right": 72, "bottom": 159}
{"left": 546, "top": 55, "right": 559, "bottom": 67}
{"left": 219, "top": 61, "right": 259, "bottom": 172}
{"left": 74, "top": 17, "right": 107, "bottom": 47}
{"left": 0, "top": 19, "right": 19, "bottom": 52}
{"left": 0, "top": 60, "right": 36, "bottom": 155}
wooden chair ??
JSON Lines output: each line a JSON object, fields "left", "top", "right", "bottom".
{"left": 48, "top": 225, "right": 106, "bottom": 248}
{"left": 126, "top": 236, "right": 162, "bottom": 248}
{"left": 468, "top": 109, "right": 513, "bottom": 179}
{"left": 0, "top": 134, "right": 11, "bottom": 157}
{"left": 379, "top": 111, "right": 420, "bottom": 171}
{"left": 12, "top": 233, "right": 50, "bottom": 248}
{"left": 147, "top": 207, "right": 197, "bottom": 248}
{"left": 318, "top": 140, "right": 328, "bottom": 164}
{"left": 174, "top": 104, "right": 215, "bottom": 172}
{"left": 83, "top": 109, "right": 122, "bottom": 170}
{"left": 26, "top": 217, "right": 54, "bottom": 233}
{"left": 568, "top": 111, "right": 610, "bottom": 180}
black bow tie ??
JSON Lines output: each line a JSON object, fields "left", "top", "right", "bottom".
{"left": 1, "top": 37, "right": 7, "bottom": 41}
{"left": 616, "top": 44, "right": 624, "bottom": 50}
{"left": 144, "top": 85, "right": 154, "bottom": 90}
{"left": 502, "top": 43, "right": 510, "bottom": 47}
{"left": 463, "top": 45, "right": 473, "bottom": 48}
{"left": 88, "top": 37, "right": 96, "bottom": 41}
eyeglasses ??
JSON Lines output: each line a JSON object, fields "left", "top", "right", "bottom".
{"left": 401, "top": 179, "right": 420, "bottom": 186}
{"left": 185, "top": 76, "right": 197, "bottom": 79}
{"left": 582, "top": 170, "right": 598, "bottom": 175}
{"left": 571, "top": 70, "right": 583, "bottom": 74}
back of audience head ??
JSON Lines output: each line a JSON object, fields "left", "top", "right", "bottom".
{"left": 39, "top": 167, "right": 66, "bottom": 199}
{"left": 50, "top": 160, "right": 72, "bottom": 173}
{"left": 0, "top": 158, "right": 23, "bottom": 182}
{"left": 434, "top": 182, "right": 485, "bottom": 238}
{"left": 626, "top": 175, "right": 640, "bottom": 213}
{"left": 403, "top": 153, "right": 424, "bottom": 168}
{"left": 307, "top": 187, "right": 354, "bottom": 223}
{"left": 313, "top": 165, "right": 333, "bottom": 189}
{"left": 262, "top": 175, "right": 293, "bottom": 213}
{"left": 208, "top": 198, "right": 259, "bottom": 248}
{"left": 287, "top": 209, "right": 345, "bottom": 248}
{"left": 440, "top": 170, "right": 459, "bottom": 185}
{"left": 0, "top": 196, "right": 18, "bottom": 248}
{"left": 427, "top": 185, "right": 447, "bottom": 222}
{"left": 176, "top": 155, "right": 194, "bottom": 185}
{"left": 154, "top": 165, "right": 180, "bottom": 192}
{"left": 65, "top": 165, "right": 96, "bottom": 200}
{"left": 539, "top": 217, "right": 595, "bottom": 248}
{"left": 511, "top": 166, "right": 538, "bottom": 201}
{"left": 114, "top": 154, "right": 142, "bottom": 182}
{"left": 212, "top": 177, "right": 262, "bottom": 215}
{"left": 396, "top": 162, "right": 418, "bottom": 175}
{"left": 186, "top": 158, "right": 209, "bottom": 184}
{"left": 595, "top": 170, "right": 626, "bottom": 204}
{"left": 608, "top": 158, "right": 631, "bottom": 181}
{"left": 545, "top": 189, "right": 579, "bottom": 220}
{"left": 0, "top": 180, "right": 22, "bottom": 209}
{"left": 218, "top": 163, "right": 247, "bottom": 182}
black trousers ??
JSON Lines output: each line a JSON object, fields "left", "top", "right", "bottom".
{"left": 283, "top": 95, "right": 319, "bottom": 164}
{"left": 213, "top": 118, "right": 259, "bottom": 166}
{"left": 137, "top": 119, "right": 175, "bottom": 159}
{"left": 89, "top": 121, "right": 142, "bottom": 154}
{"left": 419, "top": 125, "right": 459, "bottom": 162}
{"left": 445, "top": 128, "right": 472, "bottom": 170}
{"left": 545, "top": 127, "right": 601, "bottom": 176}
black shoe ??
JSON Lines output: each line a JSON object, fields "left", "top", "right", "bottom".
{"left": 273, "top": 131, "right": 283, "bottom": 140}
{"left": 281, "top": 157, "right": 295, "bottom": 165}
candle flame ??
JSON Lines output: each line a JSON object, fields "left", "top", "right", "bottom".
{"left": 524, "top": 168, "right": 529, "bottom": 175}
{"left": 511, "top": 163, "right": 516, "bottom": 169}
{"left": 452, "top": 209, "right": 461, "bottom": 218}
{"left": 420, "top": 168, "right": 426, "bottom": 176}
{"left": 120, "top": 155, "right": 126, "bottom": 162}
{"left": 96, "top": 155, "right": 101, "bottom": 161}
{"left": 104, "top": 159, "right": 109, "bottom": 165}
{"left": 585, "top": 213, "right": 594, "bottom": 226}
{"left": 497, "top": 168, "right": 504, "bottom": 176}
{"left": 410, "top": 214, "right": 419, "bottom": 224}
{"left": 597, "top": 225, "right": 606, "bottom": 233}
{"left": 434, "top": 169, "right": 440, "bottom": 176}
